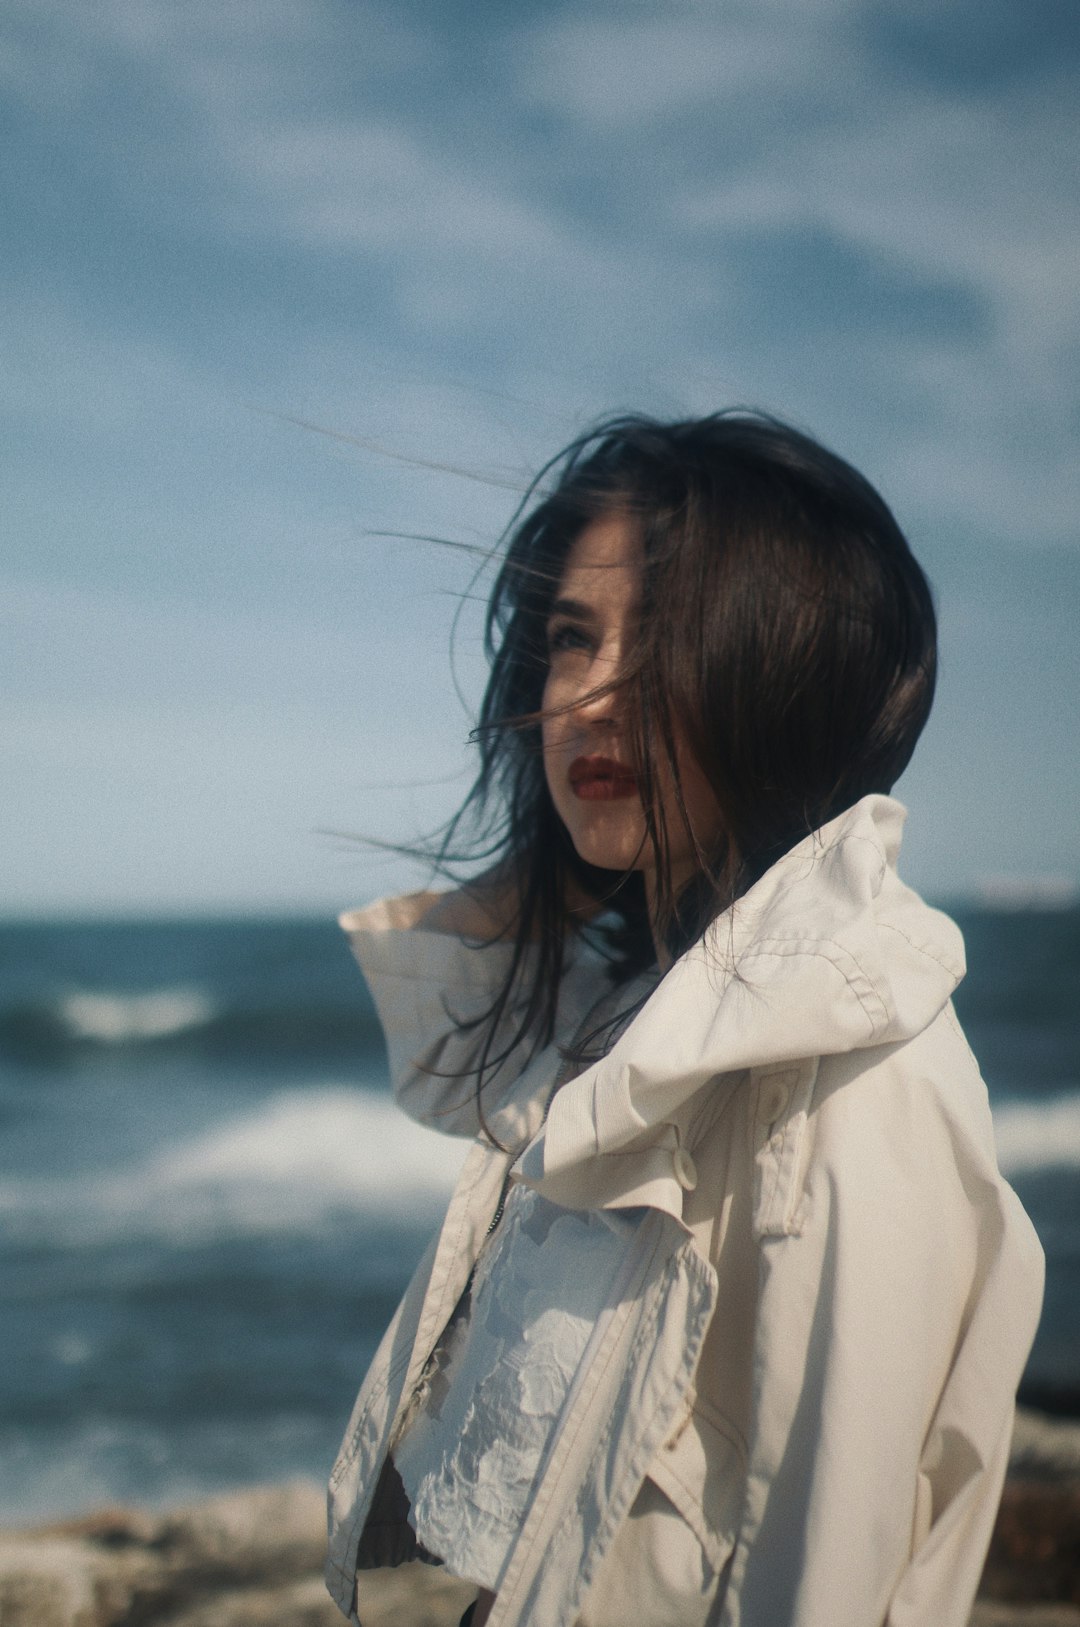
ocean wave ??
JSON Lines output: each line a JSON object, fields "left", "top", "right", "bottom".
{"left": 0, "top": 1088, "right": 466, "bottom": 1246}
{"left": 994, "top": 1089, "right": 1080, "bottom": 1176}
{"left": 2, "top": 1082, "right": 1073, "bottom": 1250}
{"left": 0, "top": 988, "right": 379, "bottom": 1062}
{"left": 58, "top": 987, "right": 218, "bottom": 1043}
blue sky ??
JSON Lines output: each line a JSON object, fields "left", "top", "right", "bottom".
{"left": 2, "top": 0, "right": 1078, "bottom": 914}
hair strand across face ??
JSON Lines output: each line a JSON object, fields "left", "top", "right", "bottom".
{"left": 410, "top": 410, "right": 937, "bottom": 1139}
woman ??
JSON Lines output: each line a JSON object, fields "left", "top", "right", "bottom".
{"left": 326, "top": 413, "right": 1044, "bottom": 1627}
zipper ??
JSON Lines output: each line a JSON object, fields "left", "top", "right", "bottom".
{"left": 484, "top": 1171, "right": 513, "bottom": 1240}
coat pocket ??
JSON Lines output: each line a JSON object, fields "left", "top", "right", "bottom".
{"left": 576, "top": 1403, "right": 745, "bottom": 1627}
{"left": 646, "top": 1397, "right": 746, "bottom": 1573}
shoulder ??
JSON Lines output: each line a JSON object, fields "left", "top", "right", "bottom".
{"left": 339, "top": 891, "right": 445, "bottom": 936}
{"left": 339, "top": 891, "right": 522, "bottom": 1003}
{"left": 808, "top": 1003, "right": 995, "bottom": 1181}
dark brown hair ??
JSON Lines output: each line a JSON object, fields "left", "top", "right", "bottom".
{"left": 432, "top": 410, "right": 937, "bottom": 1110}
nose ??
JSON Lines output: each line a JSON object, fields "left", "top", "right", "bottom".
{"left": 568, "top": 650, "right": 626, "bottom": 736}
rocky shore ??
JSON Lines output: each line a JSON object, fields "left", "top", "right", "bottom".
{"left": 2, "top": 1407, "right": 1078, "bottom": 1627}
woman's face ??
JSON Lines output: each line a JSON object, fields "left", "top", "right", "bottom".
{"left": 541, "top": 511, "right": 724, "bottom": 899}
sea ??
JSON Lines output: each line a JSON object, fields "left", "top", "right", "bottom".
{"left": 0, "top": 906, "right": 1077, "bottom": 1525}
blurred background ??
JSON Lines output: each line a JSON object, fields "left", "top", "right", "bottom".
{"left": 1, "top": 0, "right": 1077, "bottom": 1523}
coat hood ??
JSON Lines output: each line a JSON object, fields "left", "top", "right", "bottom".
{"left": 519, "top": 795, "right": 965, "bottom": 1189}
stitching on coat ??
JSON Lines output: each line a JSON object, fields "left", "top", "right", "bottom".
{"left": 755, "top": 830, "right": 885, "bottom": 888}
{"left": 739, "top": 938, "right": 888, "bottom": 1035}
{"left": 692, "top": 1392, "right": 750, "bottom": 1464}
{"left": 753, "top": 1063, "right": 814, "bottom": 1238}
{"left": 755, "top": 1079, "right": 784, "bottom": 1233}
{"left": 772, "top": 1112, "right": 802, "bottom": 1236}
{"left": 329, "top": 1344, "right": 411, "bottom": 1488}
{"left": 658, "top": 1405, "right": 748, "bottom": 1502}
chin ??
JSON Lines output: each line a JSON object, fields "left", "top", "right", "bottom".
{"left": 562, "top": 811, "right": 649, "bottom": 877}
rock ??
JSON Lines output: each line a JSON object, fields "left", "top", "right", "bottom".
{"left": 153, "top": 1480, "right": 327, "bottom": 1580}
{"left": 159, "top": 1574, "right": 345, "bottom": 1627}
{"left": 1011, "top": 1409, "right": 1080, "bottom": 1482}
{"left": 3, "top": 1407, "right": 1080, "bottom": 1627}
{"left": 980, "top": 1479, "right": 1080, "bottom": 1608}
{"left": 0, "top": 1483, "right": 327, "bottom": 1627}
{"left": 972, "top": 1608, "right": 1080, "bottom": 1627}
{"left": 974, "top": 1409, "right": 1080, "bottom": 1615}
{"left": 0, "top": 1485, "right": 475, "bottom": 1627}
{"left": 157, "top": 1567, "right": 472, "bottom": 1627}
{"left": 37, "top": 1508, "right": 158, "bottom": 1549}
{"left": 0, "top": 1534, "right": 109, "bottom": 1627}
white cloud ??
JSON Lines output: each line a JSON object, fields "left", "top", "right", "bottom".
{"left": 2, "top": 0, "right": 359, "bottom": 93}
{"left": 654, "top": 60, "right": 1080, "bottom": 543}
{"left": 4, "top": 0, "right": 627, "bottom": 340}
{"left": 519, "top": 15, "right": 812, "bottom": 124}
{"left": 225, "top": 118, "right": 568, "bottom": 264}
{"left": 4, "top": 0, "right": 1080, "bottom": 910}
{"left": 514, "top": 1, "right": 879, "bottom": 128}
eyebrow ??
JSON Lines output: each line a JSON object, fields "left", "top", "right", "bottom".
{"left": 546, "top": 597, "right": 596, "bottom": 624}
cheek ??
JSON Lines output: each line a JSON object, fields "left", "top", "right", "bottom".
{"left": 540, "top": 674, "right": 571, "bottom": 754}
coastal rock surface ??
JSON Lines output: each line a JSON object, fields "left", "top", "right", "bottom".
{"left": 2, "top": 1408, "right": 1079, "bottom": 1627}
{"left": 0, "top": 1479, "right": 471, "bottom": 1627}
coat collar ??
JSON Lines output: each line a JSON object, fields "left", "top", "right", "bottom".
{"left": 517, "top": 795, "right": 965, "bottom": 1194}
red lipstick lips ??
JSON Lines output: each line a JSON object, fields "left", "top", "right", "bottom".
{"left": 568, "top": 755, "right": 639, "bottom": 801}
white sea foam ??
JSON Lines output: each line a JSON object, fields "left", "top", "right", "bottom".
{"left": 993, "top": 1089, "right": 1080, "bottom": 1177}
{"left": 154, "top": 1088, "right": 466, "bottom": 1210}
{"left": 2, "top": 1085, "right": 1073, "bottom": 1249}
{"left": 59, "top": 986, "right": 217, "bottom": 1043}
{"left": 0, "top": 1088, "right": 467, "bottom": 1245}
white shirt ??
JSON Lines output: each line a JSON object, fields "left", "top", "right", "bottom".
{"left": 393, "top": 1185, "right": 639, "bottom": 1590}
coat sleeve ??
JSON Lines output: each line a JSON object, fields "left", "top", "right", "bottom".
{"left": 883, "top": 1177, "right": 1044, "bottom": 1626}
{"left": 717, "top": 1028, "right": 1045, "bottom": 1627}
{"left": 339, "top": 893, "right": 540, "bottom": 1138}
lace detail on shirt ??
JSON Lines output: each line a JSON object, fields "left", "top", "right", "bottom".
{"left": 393, "top": 1185, "right": 636, "bottom": 1590}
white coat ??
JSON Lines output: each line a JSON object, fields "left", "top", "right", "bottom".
{"left": 326, "top": 795, "right": 1044, "bottom": 1627}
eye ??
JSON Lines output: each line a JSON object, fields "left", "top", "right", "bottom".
{"left": 546, "top": 621, "right": 593, "bottom": 657}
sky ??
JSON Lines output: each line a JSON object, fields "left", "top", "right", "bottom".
{"left": 2, "top": 0, "right": 1078, "bottom": 915}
